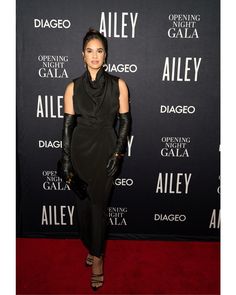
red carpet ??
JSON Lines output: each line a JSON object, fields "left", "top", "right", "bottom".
{"left": 16, "top": 238, "right": 220, "bottom": 294}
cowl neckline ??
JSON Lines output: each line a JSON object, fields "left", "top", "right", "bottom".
{"left": 83, "top": 67, "right": 106, "bottom": 101}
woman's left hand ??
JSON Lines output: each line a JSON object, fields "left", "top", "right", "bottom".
{"left": 106, "top": 154, "right": 122, "bottom": 177}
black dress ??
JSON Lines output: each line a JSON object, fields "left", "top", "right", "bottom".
{"left": 71, "top": 67, "right": 120, "bottom": 257}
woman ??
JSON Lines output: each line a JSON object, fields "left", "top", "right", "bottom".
{"left": 59, "top": 28, "right": 131, "bottom": 290}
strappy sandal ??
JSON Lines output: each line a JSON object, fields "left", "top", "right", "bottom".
{"left": 91, "top": 273, "right": 104, "bottom": 291}
{"left": 85, "top": 254, "right": 93, "bottom": 267}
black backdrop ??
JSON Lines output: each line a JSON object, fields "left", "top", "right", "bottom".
{"left": 16, "top": 0, "right": 220, "bottom": 240}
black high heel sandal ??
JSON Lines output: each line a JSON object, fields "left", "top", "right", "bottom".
{"left": 85, "top": 254, "right": 93, "bottom": 267}
{"left": 91, "top": 273, "right": 104, "bottom": 291}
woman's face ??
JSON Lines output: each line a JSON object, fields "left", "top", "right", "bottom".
{"left": 83, "top": 38, "right": 106, "bottom": 71}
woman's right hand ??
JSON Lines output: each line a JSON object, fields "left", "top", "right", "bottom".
{"left": 62, "top": 160, "right": 74, "bottom": 180}
{"left": 57, "top": 159, "right": 74, "bottom": 183}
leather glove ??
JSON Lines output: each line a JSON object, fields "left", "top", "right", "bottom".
{"left": 106, "top": 153, "right": 123, "bottom": 177}
{"left": 106, "top": 112, "right": 131, "bottom": 177}
{"left": 58, "top": 113, "right": 77, "bottom": 183}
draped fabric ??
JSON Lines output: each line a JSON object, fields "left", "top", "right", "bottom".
{"left": 71, "top": 70, "right": 120, "bottom": 256}
{"left": 83, "top": 67, "right": 106, "bottom": 102}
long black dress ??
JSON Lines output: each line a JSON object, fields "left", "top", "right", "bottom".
{"left": 71, "top": 67, "right": 120, "bottom": 257}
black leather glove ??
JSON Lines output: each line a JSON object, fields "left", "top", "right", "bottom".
{"left": 106, "top": 153, "right": 122, "bottom": 177}
{"left": 58, "top": 113, "right": 77, "bottom": 183}
{"left": 106, "top": 112, "right": 131, "bottom": 177}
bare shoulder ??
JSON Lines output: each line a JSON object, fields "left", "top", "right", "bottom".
{"left": 65, "top": 81, "right": 74, "bottom": 96}
{"left": 118, "top": 78, "right": 129, "bottom": 113}
{"left": 118, "top": 78, "right": 127, "bottom": 88}
{"left": 64, "top": 81, "right": 75, "bottom": 114}
{"left": 118, "top": 78, "right": 128, "bottom": 94}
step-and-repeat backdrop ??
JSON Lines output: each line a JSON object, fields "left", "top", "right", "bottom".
{"left": 16, "top": 0, "right": 220, "bottom": 240}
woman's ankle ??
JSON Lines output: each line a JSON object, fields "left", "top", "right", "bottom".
{"left": 93, "top": 255, "right": 103, "bottom": 262}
